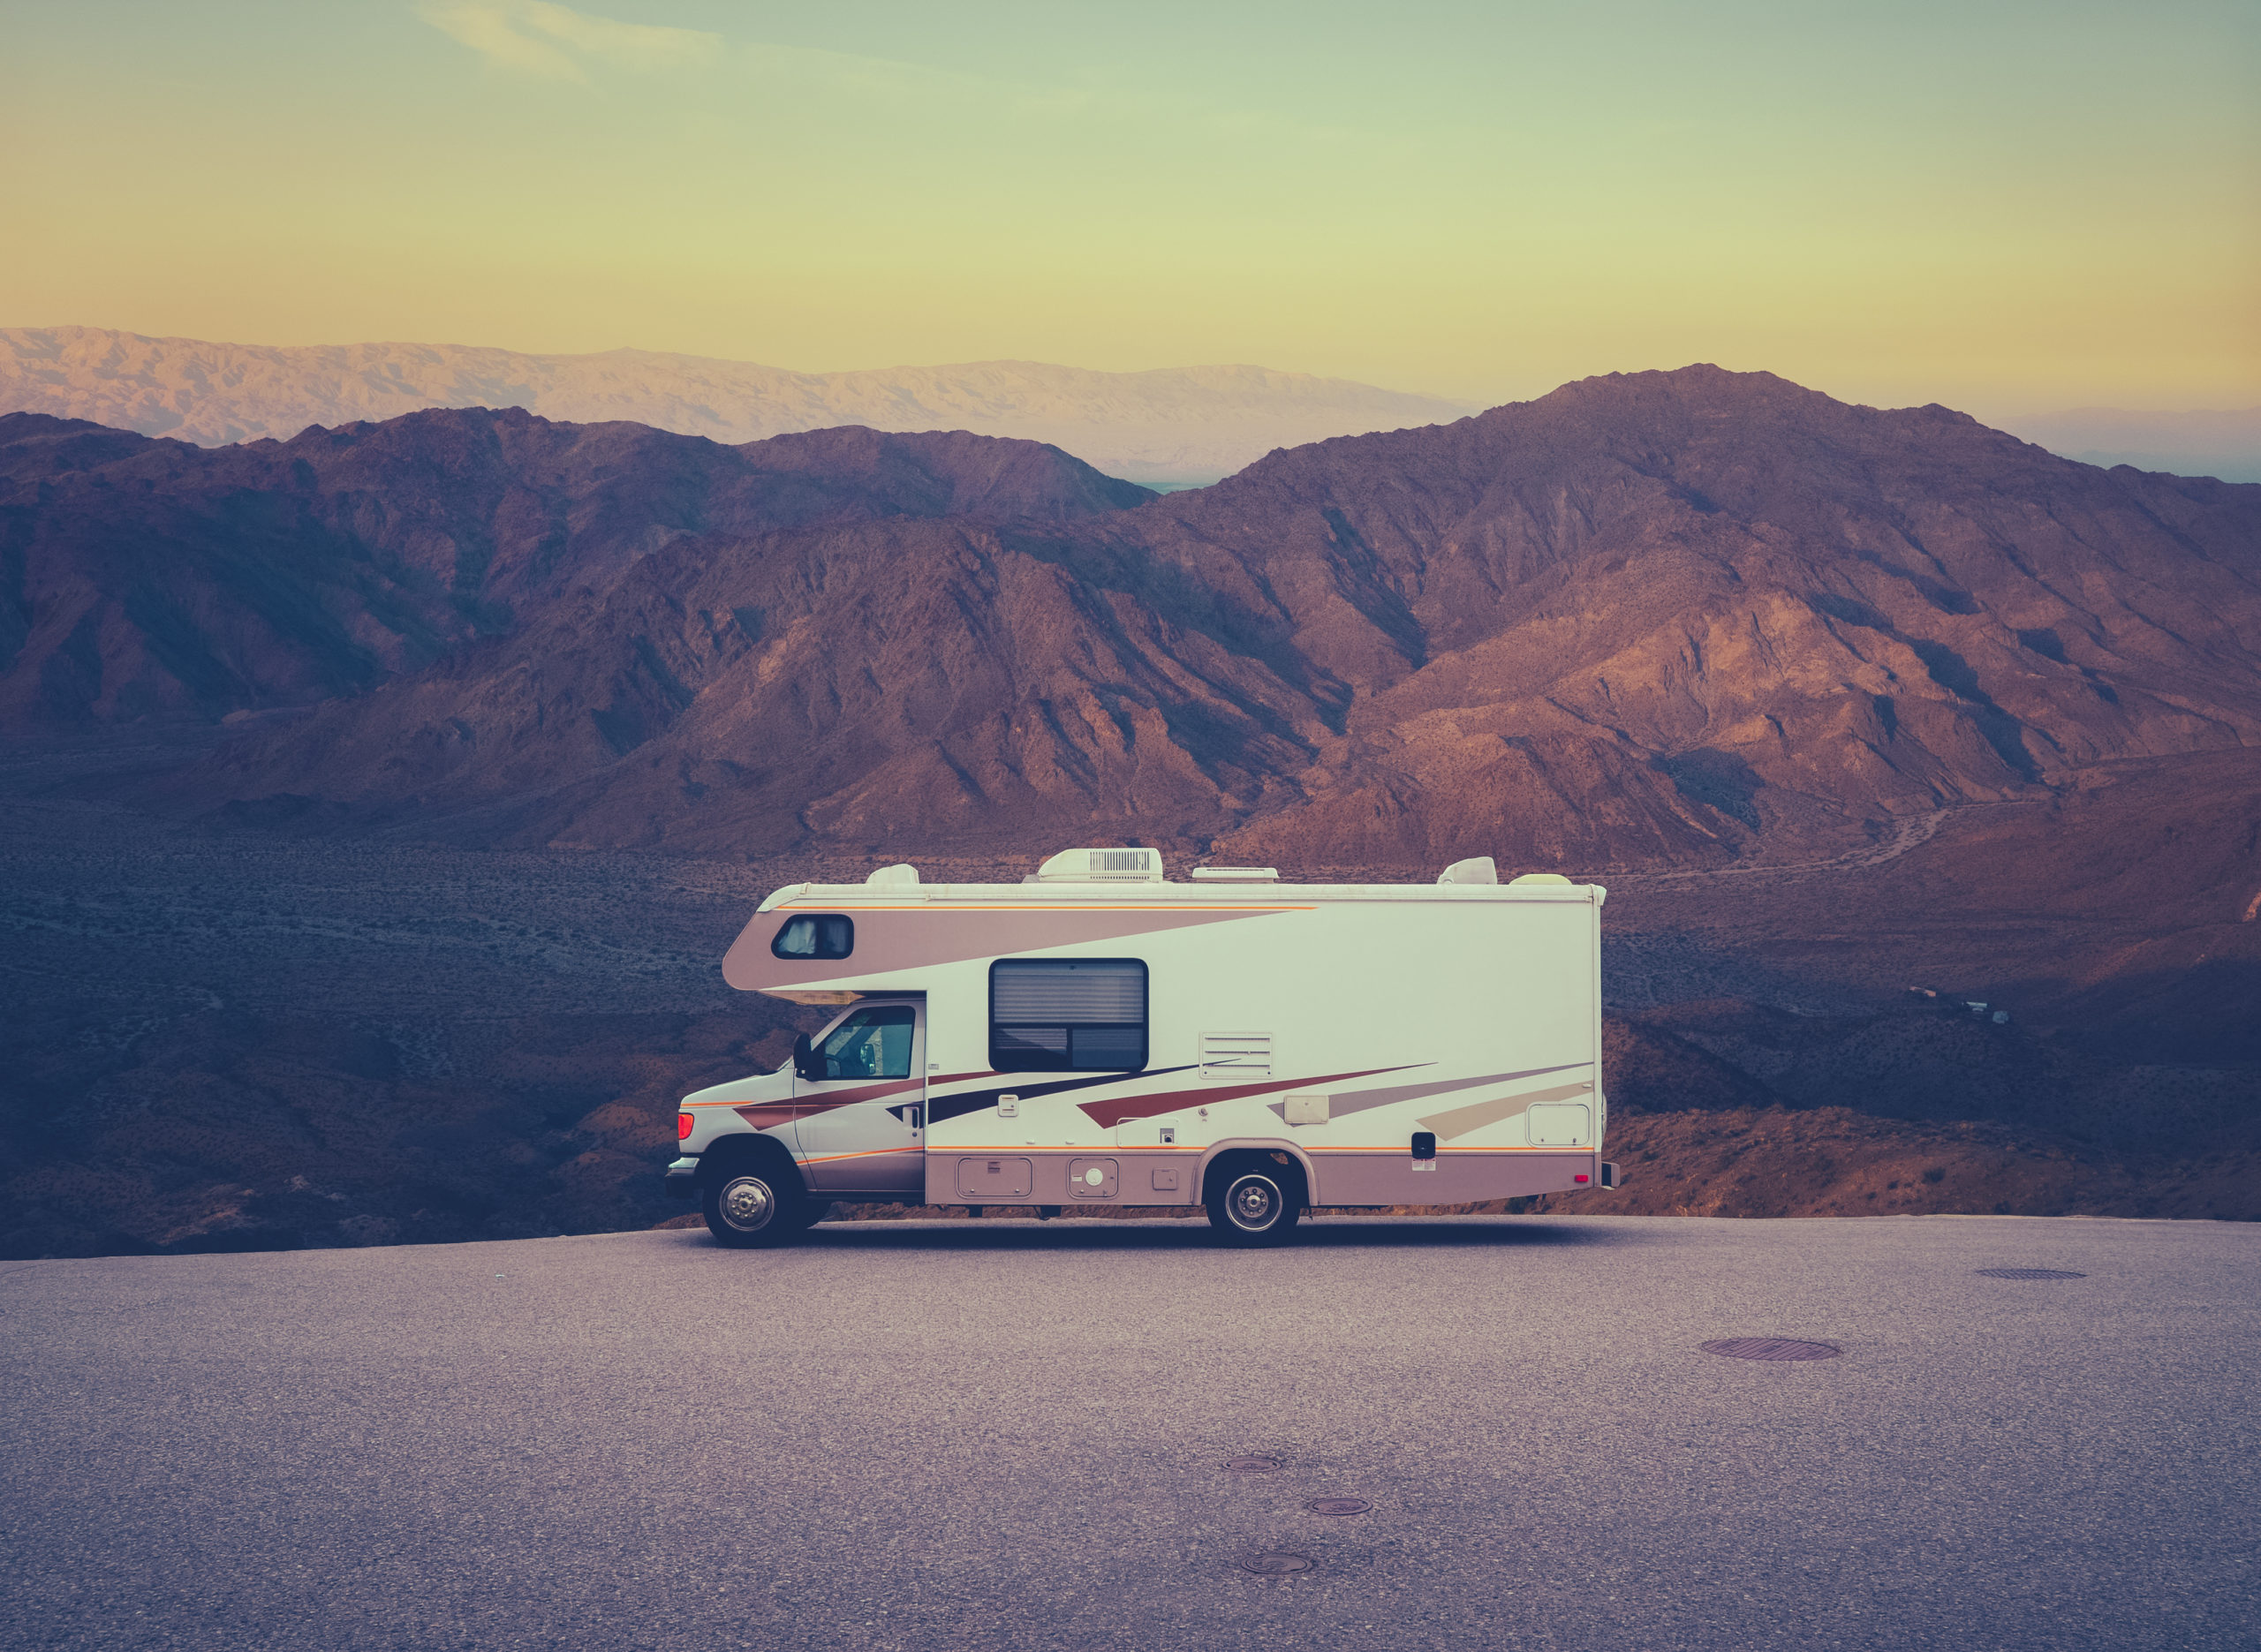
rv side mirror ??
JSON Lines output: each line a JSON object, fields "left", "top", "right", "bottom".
{"left": 1410, "top": 1131, "right": 1437, "bottom": 1161}
{"left": 792, "top": 1033, "right": 819, "bottom": 1082}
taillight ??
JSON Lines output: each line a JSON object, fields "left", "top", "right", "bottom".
{"left": 677, "top": 1113, "right": 693, "bottom": 1141}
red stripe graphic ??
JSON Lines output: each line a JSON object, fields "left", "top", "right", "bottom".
{"left": 732, "top": 1071, "right": 994, "bottom": 1129}
{"left": 1078, "top": 1067, "right": 1411, "bottom": 1128}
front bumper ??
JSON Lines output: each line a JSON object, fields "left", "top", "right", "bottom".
{"left": 663, "top": 1156, "right": 701, "bottom": 1201}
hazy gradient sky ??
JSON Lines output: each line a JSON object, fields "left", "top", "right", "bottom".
{"left": 4, "top": 1, "right": 2255, "bottom": 416}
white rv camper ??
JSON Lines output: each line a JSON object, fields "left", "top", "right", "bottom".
{"left": 664, "top": 849, "right": 1617, "bottom": 1245}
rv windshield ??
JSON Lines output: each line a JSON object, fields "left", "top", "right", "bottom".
{"left": 813, "top": 1005, "right": 914, "bottom": 1082}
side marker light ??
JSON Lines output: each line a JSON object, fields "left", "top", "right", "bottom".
{"left": 1574, "top": 1173, "right": 1589, "bottom": 1183}
{"left": 677, "top": 1113, "right": 693, "bottom": 1141}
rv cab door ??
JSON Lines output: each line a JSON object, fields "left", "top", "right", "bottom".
{"left": 790, "top": 1000, "right": 926, "bottom": 1201}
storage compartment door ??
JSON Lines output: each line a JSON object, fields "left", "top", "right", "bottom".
{"left": 957, "top": 1156, "right": 1033, "bottom": 1200}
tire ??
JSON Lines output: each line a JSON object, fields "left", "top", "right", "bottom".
{"left": 1206, "top": 1165, "right": 1303, "bottom": 1246}
{"left": 702, "top": 1167, "right": 810, "bottom": 1248}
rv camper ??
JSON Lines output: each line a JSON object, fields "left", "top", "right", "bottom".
{"left": 664, "top": 849, "right": 1617, "bottom": 1245}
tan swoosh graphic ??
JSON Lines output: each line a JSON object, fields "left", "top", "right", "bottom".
{"left": 1269, "top": 1063, "right": 1587, "bottom": 1122}
{"left": 1418, "top": 1081, "right": 1592, "bottom": 1142}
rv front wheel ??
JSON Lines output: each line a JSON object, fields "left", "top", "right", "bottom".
{"left": 704, "top": 1172, "right": 805, "bottom": 1248}
{"left": 1207, "top": 1168, "right": 1301, "bottom": 1246}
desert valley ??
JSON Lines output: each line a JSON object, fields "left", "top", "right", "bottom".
{"left": 3, "top": 364, "right": 2257, "bottom": 1256}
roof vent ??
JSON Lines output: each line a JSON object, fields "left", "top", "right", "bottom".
{"left": 865, "top": 863, "right": 920, "bottom": 886}
{"left": 1509, "top": 872, "right": 1571, "bottom": 886}
{"left": 1191, "top": 866, "right": 1279, "bottom": 882}
{"left": 1436, "top": 856, "right": 1498, "bottom": 886}
{"left": 1035, "top": 847, "right": 1165, "bottom": 884}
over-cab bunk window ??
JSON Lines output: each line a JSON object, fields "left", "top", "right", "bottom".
{"left": 772, "top": 914, "right": 853, "bottom": 960}
{"left": 989, "top": 958, "right": 1147, "bottom": 1072}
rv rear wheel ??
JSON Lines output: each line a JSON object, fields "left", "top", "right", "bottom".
{"left": 1207, "top": 1168, "right": 1302, "bottom": 1246}
{"left": 703, "top": 1171, "right": 807, "bottom": 1248}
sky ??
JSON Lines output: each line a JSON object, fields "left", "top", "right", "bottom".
{"left": 3, "top": 0, "right": 2256, "bottom": 418}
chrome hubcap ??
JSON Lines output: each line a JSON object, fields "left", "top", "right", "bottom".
{"left": 1228, "top": 1176, "right": 1279, "bottom": 1230}
{"left": 719, "top": 1175, "right": 775, "bottom": 1231}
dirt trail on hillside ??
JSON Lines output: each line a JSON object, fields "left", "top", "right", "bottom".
{"left": 1612, "top": 801, "right": 2028, "bottom": 888}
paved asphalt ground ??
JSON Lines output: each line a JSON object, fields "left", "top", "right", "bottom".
{"left": 3, "top": 1215, "right": 2254, "bottom": 1652}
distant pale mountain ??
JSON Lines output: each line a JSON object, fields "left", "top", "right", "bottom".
{"left": 2001, "top": 405, "right": 2261, "bottom": 484}
{"left": 0, "top": 327, "right": 1471, "bottom": 486}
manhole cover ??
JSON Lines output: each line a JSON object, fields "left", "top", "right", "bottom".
{"left": 1702, "top": 1338, "right": 1842, "bottom": 1362}
{"left": 1977, "top": 1268, "right": 2085, "bottom": 1280}
{"left": 1240, "top": 1551, "right": 1313, "bottom": 1575}
{"left": 1227, "top": 1455, "right": 1283, "bottom": 1474}
{"left": 1306, "top": 1498, "right": 1370, "bottom": 1516}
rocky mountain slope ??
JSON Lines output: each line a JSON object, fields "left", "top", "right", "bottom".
{"left": 0, "top": 328, "right": 1471, "bottom": 486}
{"left": 0, "top": 410, "right": 1148, "bottom": 728}
{"left": 1118, "top": 368, "right": 2261, "bottom": 865}
{"left": 57, "top": 366, "right": 2251, "bottom": 870}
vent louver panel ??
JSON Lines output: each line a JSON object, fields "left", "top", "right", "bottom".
{"left": 1033, "top": 847, "right": 1164, "bottom": 882}
{"left": 1199, "top": 1031, "right": 1272, "bottom": 1079}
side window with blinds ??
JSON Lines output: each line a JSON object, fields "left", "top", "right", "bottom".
{"left": 990, "top": 958, "right": 1147, "bottom": 1072}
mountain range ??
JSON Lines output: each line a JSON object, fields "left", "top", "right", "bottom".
{"left": 8, "top": 327, "right": 2255, "bottom": 487}
{"left": 0, "top": 411, "right": 1146, "bottom": 731}
{"left": 5, "top": 365, "right": 2257, "bottom": 872}
{"left": 0, "top": 328, "right": 1471, "bottom": 487}
{"left": 6, "top": 362, "right": 2259, "bottom": 1256}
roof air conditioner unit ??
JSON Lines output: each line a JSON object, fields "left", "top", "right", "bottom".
{"left": 1035, "top": 847, "right": 1165, "bottom": 884}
